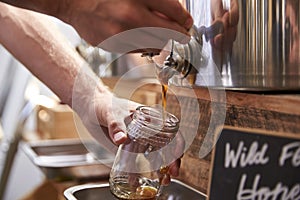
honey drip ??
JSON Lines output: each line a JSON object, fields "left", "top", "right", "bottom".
{"left": 159, "top": 166, "right": 170, "bottom": 184}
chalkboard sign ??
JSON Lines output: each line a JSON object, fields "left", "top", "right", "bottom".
{"left": 208, "top": 126, "right": 300, "bottom": 200}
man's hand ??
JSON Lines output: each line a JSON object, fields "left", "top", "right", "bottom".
{"left": 60, "top": 0, "right": 193, "bottom": 47}
{"left": 1, "top": 0, "right": 193, "bottom": 53}
{"left": 210, "top": 0, "right": 239, "bottom": 51}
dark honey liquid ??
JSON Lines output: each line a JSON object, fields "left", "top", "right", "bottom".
{"left": 159, "top": 84, "right": 170, "bottom": 190}
{"left": 161, "top": 84, "right": 168, "bottom": 115}
{"left": 110, "top": 176, "right": 158, "bottom": 200}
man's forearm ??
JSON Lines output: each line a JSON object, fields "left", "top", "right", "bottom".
{"left": 0, "top": 3, "right": 109, "bottom": 106}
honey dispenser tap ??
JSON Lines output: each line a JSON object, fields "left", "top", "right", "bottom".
{"left": 143, "top": 21, "right": 224, "bottom": 86}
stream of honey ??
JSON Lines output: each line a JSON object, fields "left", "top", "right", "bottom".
{"left": 158, "top": 83, "right": 170, "bottom": 191}
{"left": 161, "top": 84, "right": 168, "bottom": 114}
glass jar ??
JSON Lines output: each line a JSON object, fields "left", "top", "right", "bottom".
{"left": 109, "top": 106, "right": 179, "bottom": 200}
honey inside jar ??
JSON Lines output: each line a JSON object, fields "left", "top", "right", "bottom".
{"left": 130, "top": 186, "right": 157, "bottom": 199}
{"left": 111, "top": 180, "right": 157, "bottom": 200}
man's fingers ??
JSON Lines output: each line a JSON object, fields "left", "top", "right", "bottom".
{"left": 113, "top": 131, "right": 127, "bottom": 144}
{"left": 168, "top": 159, "right": 181, "bottom": 177}
{"left": 145, "top": 0, "right": 193, "bottom": 29}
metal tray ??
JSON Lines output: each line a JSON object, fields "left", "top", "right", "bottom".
{"left": 21, "top": 139, "right": 115, "bottom": 180}
{"left": 64, "top": 179, "right": 207, "bottom": 200}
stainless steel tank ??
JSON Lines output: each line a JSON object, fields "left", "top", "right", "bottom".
{"left": 183, "top": 0, "right": 300, "bottom": 91}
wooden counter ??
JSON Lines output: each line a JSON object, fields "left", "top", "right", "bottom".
{"left": 102, "top": 77, "right": 300, "bottom": 194}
